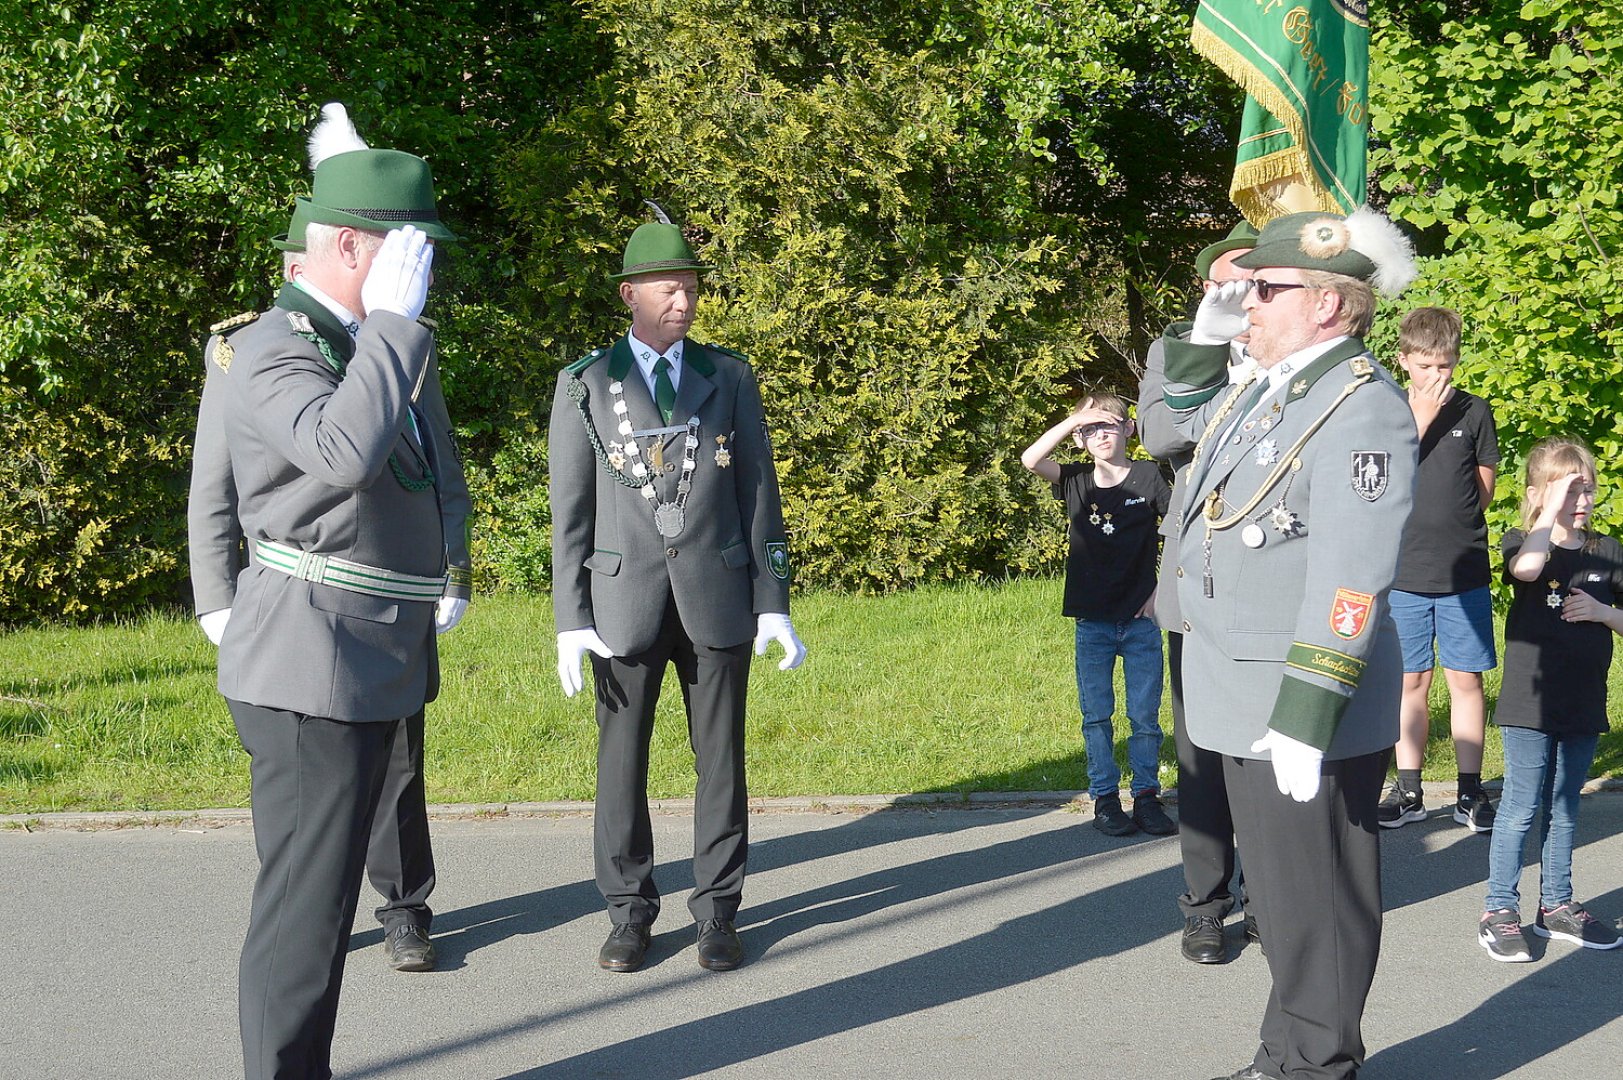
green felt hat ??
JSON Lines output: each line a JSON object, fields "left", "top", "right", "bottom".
{"left": 271, "top": 197, "right": 313, "bottom": 252}
{"left": 1194, "top": 220, "right": 1260, "bottom": 279}
{"left": 1232, "top": 212, "right": 1376, "bottom": 281}
{"left": 611, "top": 223, "right": 710, "bottom": 280}
{"left": 305, "top": 149, "right": 458, "bottom": 242}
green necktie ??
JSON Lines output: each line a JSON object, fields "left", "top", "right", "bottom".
{"left": 653, "top": 356, "right": 676, "bottom": 424}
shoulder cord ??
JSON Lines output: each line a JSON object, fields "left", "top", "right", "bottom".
{"left": 566, "top": 374, "right": 654, "bottom": 490}
{"left": 293, "top": 329, "right": 434, "bottom": 492}
{"left": 1204, "top": 371, "right": 1373, "bottom": 531}
{"left": 1183, "top": 371, "right": 1261, "bottom": 488}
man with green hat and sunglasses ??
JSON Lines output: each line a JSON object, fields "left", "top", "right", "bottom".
{"left": 1160, "top": 208, "right": 1419, "bottom": 1080}
{"left": 1138, "top": 219, "right": 1261, "bottom": 966}
{"left": 549, "top": 211, "right": 806, "bottom": 975}
{"left": 188, "top": 104, "right": 464, "bottom": 1080}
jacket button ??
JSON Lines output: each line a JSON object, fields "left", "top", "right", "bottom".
{"left": 1182, "top": 620, "right": 1192, "bottom": 633}
{"left": 666, "top": 547, "right": 678, "bottom": 558}
{"left": 1175, "top": 566, "right": 1184, "bottom": 578}
{"left": 665, "top": 463, "right": 676, "bottom": 473}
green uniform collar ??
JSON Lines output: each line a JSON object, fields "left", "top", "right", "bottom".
{"left": 275, "top": 283, "right": 355, "bottom": 363}
{"left": 605, "top": 336, "right": 716, "bottom": 380}
{"left": 1283, "top": 337, "right": 1370, "bottom": 402}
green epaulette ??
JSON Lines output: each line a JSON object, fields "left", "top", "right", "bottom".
{"left": 566, "top": 347, "right": 608, "bottom": 375}
{"left": 209, "top": 311, "right": 259, "bottom": 335}
{"left": 417, "top": 315, "right": 438, "bottom": 331}
{"left": 708, "top": 343, "right": 750, "bottom": 362}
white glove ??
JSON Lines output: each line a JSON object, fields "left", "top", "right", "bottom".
{"left": 360, "top": 225, "right": 434, "bottom": 320}
{"left": 1191, "top": 280, "right": 1252, "bottom": 346}
{"left": 557, "top": 626, "right": 614, "bottom": 697}
{"left": 754, "top": 612, "right": 807, "bottom": 671}
{"left": 1251, "top": 729, "right": 1324, "bottom": 802}
{"left": 198, "top": 608, "right": 231, "bottom": 646}
{"left": 435, "top": 596, "right": 468, "bottom": 634}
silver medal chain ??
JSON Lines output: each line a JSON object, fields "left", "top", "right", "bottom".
{"left": 608, "top": 379, "right": 699, "bottom": 538}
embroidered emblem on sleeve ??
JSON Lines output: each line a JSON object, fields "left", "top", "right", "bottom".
{"left": 1286, "top": 642, "right": 1367, "bottom": 687}
{"left": 1351, "top": 451, "right": 1389, "bottom": 502}
{"left": 765, "top": 541, "right": 789, "bottom": 580}
{"left": 1330, "top": 587, "right": 1375, "bottom": 640}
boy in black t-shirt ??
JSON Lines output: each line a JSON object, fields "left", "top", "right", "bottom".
{"left": 1382, "top": 307, "right": 1502, "bottom": 832}
{"left": 1022, "top": 391, "right": 1174, "bottom": 837}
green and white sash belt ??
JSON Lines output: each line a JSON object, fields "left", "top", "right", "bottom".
{"left": 252, "top": 538, "right": 446, "bottom": 602}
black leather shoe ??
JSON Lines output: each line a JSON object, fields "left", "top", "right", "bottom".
{"left": 383, "top": 924, "right": 436, "bottom": 972}
{"left": 598, "top": 922, "right": 652, "bottom": 972}
{"left": 1092, "top": 794, "right": 1139, "bottom": 836}
{"left": 1209, "top": 1066, "right": 1274, "bottom": 1080}
{"left": 695, "top": 919, "right": 744, "bottom": 971}
{"left": 1181, "top": 915, "right": 1225, "bottom": 964}
{"left": 1244, "top": 913, "right": 1262, "bottom": 946}
{"left": 1132, "top": 793, "right": 1179, "bottom": 836}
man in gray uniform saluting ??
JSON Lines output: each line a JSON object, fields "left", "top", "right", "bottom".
{"left": 189, "top": 105, "right": 459, "bottom": 1079}
{"left": 549, "top": 211, "right": 806, "bottom": 974}
{"left": 190, "top": 110, "right": 471, "bottom": 981}
{"left": 1161, "top": 209, "right": 1419, "bottom": 1080}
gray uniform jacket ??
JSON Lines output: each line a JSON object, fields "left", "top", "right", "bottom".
{"left": 1162, "top": 333, "right": 1417, "bottom": 760}
{"left": 188, "top": 307, "right": 472, "bottom": 617}
{"left": 1136, "top": 332, "right": 1196, "bottom": 633}
{"left": 197, "top": 284, "right": 462, "bottom": 722}
{"left": 549, "top": 336, "right": 790, "bottom": 655}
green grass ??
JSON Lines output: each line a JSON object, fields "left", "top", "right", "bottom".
{"left": 4, "top": 580, "right": 1623, "bottom": 813}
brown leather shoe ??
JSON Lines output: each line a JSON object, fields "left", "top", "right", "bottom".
{"left": 695, "top": 919, "right": 744, "bottom": 971}
{"left": 598, "top": 922, "right": 652, "bottom": 972}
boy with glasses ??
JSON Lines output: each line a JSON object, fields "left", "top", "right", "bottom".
{"left": 1022, "top": 392, "right": 1174, "bottom": 836}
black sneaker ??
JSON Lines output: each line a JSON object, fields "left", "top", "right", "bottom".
{"left": 1092, "top": 793, "right": 1139, "bottom": 836}
{"left": 1478, "top": 908, "right": 1533, "bottom": 963}
{"left": 1377, "top": 782, "right": 1426, "bottom": 829}
{"left": 1131, "top": 792, "right": 1179, "bottom": 836}
{"left": 1453, "top": 790, "right": 1496, "bottom": 833}
{"left": 1534, "top": 902, "right": 1623, "bottom": 950}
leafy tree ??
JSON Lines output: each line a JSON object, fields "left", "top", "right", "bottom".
{"left": 1371, "top": 1, "right": 1623, "bottom": 540}
{"left": 498, "top": 0, "right": 1236, "bottom": 591}
{"left": 0, "top": 0, "right": 600, "bottom": 621}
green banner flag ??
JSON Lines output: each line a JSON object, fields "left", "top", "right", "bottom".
{"left": 1192, "top": 0, "right": 1370, "bottom": 222}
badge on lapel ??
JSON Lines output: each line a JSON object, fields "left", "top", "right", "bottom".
{"left": 1351, "top": 451, "right": 1389, "bottom": 502}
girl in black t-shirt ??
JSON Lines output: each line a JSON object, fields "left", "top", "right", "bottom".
{"left": 1479, "top": 438, "right": 1623, "bottom": 961}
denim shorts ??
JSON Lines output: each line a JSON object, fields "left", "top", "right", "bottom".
{"left": 1389, "top": 586, "right": 1497, "bottom": 673}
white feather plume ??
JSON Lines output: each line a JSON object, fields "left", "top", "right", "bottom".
{"left": 1344, "top": 206, "right": 1418, "bottom": 296}
{"left": 307, "top": 102, "right": 368, "bottom": 171}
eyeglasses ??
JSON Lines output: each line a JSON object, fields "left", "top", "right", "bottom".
{"left": 1252, "top": 279, "right": 1312, "bottom": 303}
{"left": 1075, "top": 422, "right": 1122, "bottom": 439}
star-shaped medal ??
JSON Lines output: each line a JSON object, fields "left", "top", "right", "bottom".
{"left": 1269, "top": 503, "right": 1300, "bottom": 535}
{"left": 1254, "top": 438, "right": 1279, "bottom": 467}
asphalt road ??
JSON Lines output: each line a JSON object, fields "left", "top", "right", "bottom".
{"left": 5, "top": 791, "right": 1623, "bottom": 1078}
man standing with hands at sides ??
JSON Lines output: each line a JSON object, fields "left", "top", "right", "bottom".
{"left": 190, "top": 104, "right": 458, "bottom": 1079}
{"left": 1138, "top": 221, "right": 1260, "bottom": 964}
{"left": 1161, "top": 209, "right": 1419, "bottom": 1080}
{"left": 549, "top": 208, "right": 806, "bottom": 975}
{"left": 191, "top": 109, "right": 471, "bottom": 983}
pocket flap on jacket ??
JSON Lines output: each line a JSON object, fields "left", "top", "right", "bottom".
{"left": 1225, "top": 629, "right": 1292, "bottom": 661}
{"left": 585, "top": 549, "right": 622, "bottom": 576}
{"left": 720, "top": 540, "right": 750, "bottom": 570}
{"left": 307, "top": 584, "right": 400, "bottom": 625}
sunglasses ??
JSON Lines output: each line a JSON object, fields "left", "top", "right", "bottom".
{"left": 1252, "top": 279, "right": 1312, "bottom": 302}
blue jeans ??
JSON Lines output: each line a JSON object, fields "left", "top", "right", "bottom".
{"left": 1484, "top": 726, "right": 1600, "bottom": 913}
{"left": 1075, "top": 616, "right": 1165, "bottom": 798}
